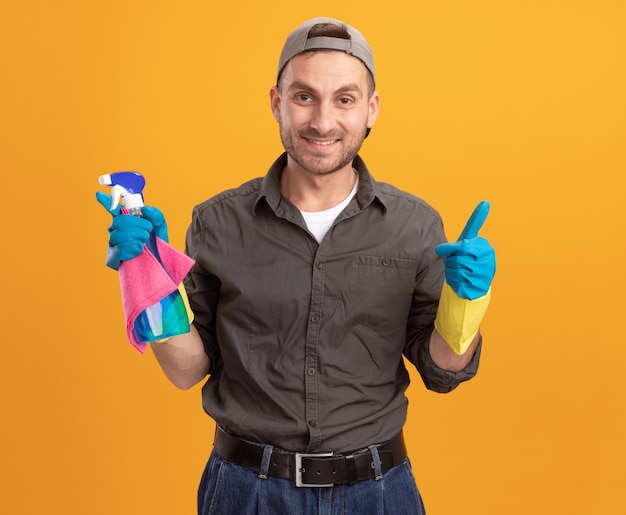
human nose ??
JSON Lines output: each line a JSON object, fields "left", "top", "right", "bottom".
{"left": 310, "top": 101, "right": 335, "bottom": 135}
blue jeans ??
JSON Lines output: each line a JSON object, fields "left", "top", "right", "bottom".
{"left": 198, "top": 450, "right": 426, "bottom": 515}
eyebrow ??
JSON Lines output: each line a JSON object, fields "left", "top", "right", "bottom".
{"left": 287, "top": 81, "right": 364, "bottom": 98}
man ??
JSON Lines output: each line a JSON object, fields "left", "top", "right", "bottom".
{"left": 98, "top": 17, "right": 495, "bottom": 515}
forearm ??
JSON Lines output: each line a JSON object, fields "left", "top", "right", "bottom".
{"left": 429, "top": 327, "right": 480, "bottom": 372}
{"left": 150, "top": 325, "right": 210, "bottom": 390}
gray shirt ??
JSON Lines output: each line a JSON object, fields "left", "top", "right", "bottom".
{"left": 184, "top": 153, "right": 481, "bottom": 453}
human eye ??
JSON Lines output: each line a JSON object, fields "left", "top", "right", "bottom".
{"left": 294, "top": 93, "right": 313, "bottom": 103}
{"left": 336, "top": 96, "right": 356, "bottom": 108}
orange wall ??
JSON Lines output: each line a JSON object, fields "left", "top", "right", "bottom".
{"left": 2, "top": 1, "right": 624, "bottom": 514}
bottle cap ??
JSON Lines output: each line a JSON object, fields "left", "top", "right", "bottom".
{"left": 123, "top": 193, "right": 144, "bottom": 210}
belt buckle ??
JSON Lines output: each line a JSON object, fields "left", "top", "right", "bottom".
{"left": 294, "top": 452, "right": 334, "bottom": 487}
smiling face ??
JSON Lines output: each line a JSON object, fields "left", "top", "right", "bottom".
{"left": 270, "top": 51, "right": 380, "bottom": 177}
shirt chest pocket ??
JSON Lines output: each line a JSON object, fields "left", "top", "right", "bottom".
{"left": 350, "top": 255, "right": 418, "bottom": 333}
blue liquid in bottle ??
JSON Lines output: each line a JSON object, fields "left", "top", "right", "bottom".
{"left": 132, "top": 288, "right": 189, "bottom": 342}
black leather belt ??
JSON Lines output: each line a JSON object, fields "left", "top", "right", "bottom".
{"left": 213, "top": 426, "right": 407, "bottom": 487}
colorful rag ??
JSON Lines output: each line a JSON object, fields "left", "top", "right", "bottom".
{"left": 118, "top": 237, "right": 195, "bottom": 353}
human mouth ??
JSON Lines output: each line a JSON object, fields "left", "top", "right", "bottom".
{"left": 303, "top": 137, "right": 340, "bottom": 148}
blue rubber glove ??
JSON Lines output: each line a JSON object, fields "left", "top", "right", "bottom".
{"left": 435, "top": 201, "right": 496, "bottom": 300}
{"left": 96, "top": 191, "right": 169, "bottom": 270}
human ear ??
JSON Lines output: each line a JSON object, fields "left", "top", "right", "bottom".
{"left": 367, "top": 91, "right": 380, "bottom": 128}
{"left": 269, "top": 86, "right": 281, "bottom": 122}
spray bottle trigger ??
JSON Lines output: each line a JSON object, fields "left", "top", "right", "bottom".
{"left": 109, "top": 184, "right": 130, "bottom": 211}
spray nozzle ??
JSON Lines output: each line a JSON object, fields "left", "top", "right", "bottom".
{"left": 98, "top": 171, "right": 146, "bottom": 211}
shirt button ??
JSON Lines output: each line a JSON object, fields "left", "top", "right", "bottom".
{"left": 307, "top": 367, "right": 316, "bottom": 376}
{"left": 316, "top": 261, "right": 323, "bottom": 269}
{"left": 311, "top": 314, "right": 320, "bottom": 323}
{"left": 382, "top": 257, "right": 391, "bottom": 266}
{"left": 309, "top": 420, "right": 317, "bottom": 427}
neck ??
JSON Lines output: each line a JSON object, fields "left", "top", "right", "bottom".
{"left": 280, "top": 162, "right": 357, "bottom": 212}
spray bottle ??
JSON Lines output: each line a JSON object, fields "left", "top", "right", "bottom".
{"left": 98, "top": 172, "right": 190, "bottom": 343}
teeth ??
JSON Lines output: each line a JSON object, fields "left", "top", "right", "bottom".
{"left": 311, "top": 140, "right": 336, "bottom": 145}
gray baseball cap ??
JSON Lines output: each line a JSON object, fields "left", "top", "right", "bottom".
{"left": 277, "top": 17, "right": 376, "bottom": 85}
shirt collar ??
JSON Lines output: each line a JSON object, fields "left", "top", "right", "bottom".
{"left": 252, "top": 152, "right": 388, "bottom": 215}
{"left": 352, "top": 154, "right": 387, "bottom": 214}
